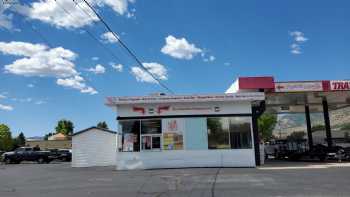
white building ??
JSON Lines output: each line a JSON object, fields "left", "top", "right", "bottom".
{"left": 106, "top": 92, "right": 265, "bottom": 170}
{"left": 72, "top": 127, "right": 117, "bottom": 167}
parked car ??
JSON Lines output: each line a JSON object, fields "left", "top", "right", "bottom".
{"left": 48, "top": 149, "right": 72, "bottom": 162}
{"left": 2, "top": 147, "right": 54, "bottom": 164}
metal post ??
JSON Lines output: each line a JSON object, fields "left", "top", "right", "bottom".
{"left": 252, "top": 106, "right": 261, "bottom": 166}
{"left": 322, "top": 99, "right": 333, "bottom": 147}
{"left": 305, "top": 105, "right": 313, "bottom": 150}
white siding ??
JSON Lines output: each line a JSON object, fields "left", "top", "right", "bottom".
{"left": 116, "top": 149, "right": 256, "bottom": 170}
{"left": 72, "top": 128, "right": 116, "bottom": 167}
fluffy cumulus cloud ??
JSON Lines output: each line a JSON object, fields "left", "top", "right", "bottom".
{"left": 161, "top": 35, "right": 202, "bottom": 60}
{"left": 131, "top": 62, "right": 168, "bottom": 83}
{"left": 12, "top": 0, "right": 135, "bottom": 29}
{"left": 110, "top": 62, "right": 123, "bottom": 72}
{"left": 57, "top": 75, "right": 97, "bottom": 95}
{"left": 0, "top": 41, "right": 77, "bottom": 77}
{"left": 0, "top": 103, "right": 13, "bottom": 111}
{"left": 88, "top": 64, "right": 106, "bottom": 74}
{"left": 289, "top": 31, "right": 308, "bottom": 54}
{"left": 101, "top": 32, "right": 119, "bottom": 43}
{"left": 0, "top": 41, "right": 97, "bottom": 95}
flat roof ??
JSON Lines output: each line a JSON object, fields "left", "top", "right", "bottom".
{"left": 106, "top": 92, "right": 265, "bottom": 106}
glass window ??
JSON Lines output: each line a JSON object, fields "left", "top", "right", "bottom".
{"left": 120, "top": 120, "right": 140, "bottom": 152}
{"left": 207, "top": 117, "right": 230, "bottom": 149}
{"left": 141, "top": 136, "right": 152, "bottom": 150}
{"left": 152, "top": 136, "right": 161, "bottom": 149}
{"left": 141, "top": 119, "right": 162, "bottom": 151}
{"left": 229, "top": 117, "right": 252, "bottom": 149}
{"left": 207, "top": 117, "right": 252, "bottom": 149}
{"left": 141, "top": 120, "right": 161, "bottom": 134}
{"left": 141, "top": 135, "right": 161, "bottom": 151}
{"left": 163, "top": 119, "right": 184, "bottom": 150}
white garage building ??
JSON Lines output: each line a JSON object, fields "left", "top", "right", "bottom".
{"left": 72, "top": 127, "right": 117, "bottom": 167}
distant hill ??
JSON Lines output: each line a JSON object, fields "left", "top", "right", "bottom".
{"left": 273, "top": 106, "right": 350, "bottom": 138}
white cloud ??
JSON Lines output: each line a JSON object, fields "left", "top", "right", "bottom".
{"left": 290, "top": 43, "right": 301, "bottom": 54}
{"left": 0, "top": 6, "right": 13, "bottom": 30}
{"left": 95, "top": 0, "right": 135, "bottom": 16}
{"left": 91, "top": 56, "right": 99, "bottom": 61}
{"left": 101, "top": 32, "right": 119, "bottom": 43}
{"left": 0, "top": 41, "right": 78, "bottom": 78}
{"left": 224, "top": 62, "right": 231, "bottom": 66}
{"left": 57, "top": 75, "right": 97, "bottom": 95}
{"left": 0, "top": 41, "right": 96, "bottom": 95}
{"left": 289, "top": 31, "right": 308, "bottom": 55}
{"left": 110, "top": 62, "right": 123, "bottom": 72}
{"left": 27, "top": 83, "right": 35, "bottom": 88}
{"left": 290, "top": 31, "right": 308, "bottom": 43}
{"left": 0, "top": 103, "right": 13, "bottom": 111}
{"left": 13, "top": 0, "right": 98, "bottom": 29}
{"left": 161, "top": 35, "right": 202, "bottom": 60}
{"left": 12, "top": 0, "right": 135, "bottom": 29}
{"left": 88, "top": 64, "right": 105, "bottom": 74}
{"left": 203, "top": 55, "right": 216, "bottom": 62}
{"left": 131, "top": 62, "right": 168, "bottom": 83}
{"left": 0, "top": 94, "right": 6, "bottom": 99}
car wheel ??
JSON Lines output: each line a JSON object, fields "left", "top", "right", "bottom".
{"left": 37, "top": 157, "right": 45, "bottom": 164}
{"left": 4, "top": 158, "right": 11, "bottom": 164}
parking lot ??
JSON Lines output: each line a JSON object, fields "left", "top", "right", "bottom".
{"left": 1, "top": 162, "right": 350, "bottom": 197}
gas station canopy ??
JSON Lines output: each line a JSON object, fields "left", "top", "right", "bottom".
{"left": 226, "top": 77, "right": 350, "bottom": 113}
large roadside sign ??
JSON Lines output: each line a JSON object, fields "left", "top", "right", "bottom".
{"left": 274, "top": 82, "right": 324, "bottom": 92}
{"left": 330, "top": 80, "right": 350, "bottom": 91}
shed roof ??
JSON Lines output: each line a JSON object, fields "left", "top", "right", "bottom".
{"left": 72, "top": 127, "right": 117, "bottom": 136}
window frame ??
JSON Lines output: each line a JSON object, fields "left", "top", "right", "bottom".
{"left": 207, "top": 116, "right": 253, "bottom": 150}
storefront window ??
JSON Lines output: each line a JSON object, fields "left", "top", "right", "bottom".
{"left": 229, "top": 117, "right": 252, "bottom": 149}
{"left": 141, "top": 119, "right": 161, "bottom": 134}
{"left": 163, "top": 119, "right": 184, "bottom": 150}
{"left": 141, "top": 120, "right": 162, "bottom": 151}
{"left": 207, "top": 117, "right": 252, "bottom": 149}
{"left": 120, "top": 120, "right": 140, "bottom": 152}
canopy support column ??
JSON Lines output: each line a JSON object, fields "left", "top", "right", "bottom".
{"left": 252, "top": 101, "right": 265, "bottom": 166}
{"left": 322, "top": 99, "right": 333, "bottom": 147}
{"left": 305, "top": 105, "right": 313, "bottom": 150}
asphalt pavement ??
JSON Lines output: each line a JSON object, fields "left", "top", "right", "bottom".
{"left": 1, "top": 161, "right": 350, "bottom": 197}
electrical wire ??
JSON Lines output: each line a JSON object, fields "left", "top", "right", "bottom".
{"left": 80, "top": 0, "right": 175, "bottom": 94}
{"left": 54, "top": 0, "right": 126, "bottom": 66}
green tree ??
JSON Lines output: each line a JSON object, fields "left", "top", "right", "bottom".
{"left": 258, "top": 113, "right": 277, "bottom": 142}
{"left": 12, "top": 132, "right": 26, "bottom": 149}
{"left": 0, "top": 124, "right": 13, "bottom": 151}
{"left": 44, "top": 132, "right": 54, "bottom": 141}
{"left": 55, "top": 119, "right": 74, "bottom": 135}
{"left": 97, "top": 121, "right": 109, "bottom": 129}
{"left": 16, "top": 132, "right": 26, "bottom": 146}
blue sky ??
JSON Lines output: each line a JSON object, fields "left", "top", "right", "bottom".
{"left": 0, "top": 0, "right": 349, "bottom": 137}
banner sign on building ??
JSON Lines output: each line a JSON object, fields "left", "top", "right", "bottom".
{"left": 274, "top": 82, "right": 324, "bottom": 92}
{"left": 330, "top": 81, "right": 350, "bottom": 91}
{"left": 106, "top": 92, "right": 265, "bottom": 105}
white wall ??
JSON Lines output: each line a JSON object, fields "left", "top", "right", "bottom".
{"left": 115, "top": 101, "right": 256, "bottom": 170}
{"left": 72, "top": 128, "right": 116, "bottom": 167}
{"left": 116, "top": 149, "right": 256, "bottom": 170}
{"left": 117, "top": 101, "right": 252, "bottom": 118}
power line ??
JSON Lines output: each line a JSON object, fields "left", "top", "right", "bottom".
{"left": 54, "top": 0, "right": 124, "bottom": 65}
{"left": 80, "top": 0, "right": 175, "bottom": 94}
